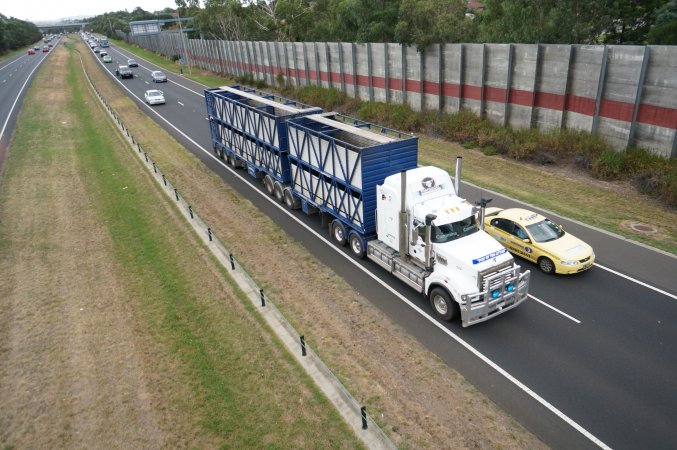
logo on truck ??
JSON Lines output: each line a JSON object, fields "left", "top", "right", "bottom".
{"left": 418, "top": 177, "right": 442, "bottom": 196}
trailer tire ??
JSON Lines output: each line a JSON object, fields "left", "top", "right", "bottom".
{"left": 348, "top": 232, "right": 366, "bottom": 258}
{"left": 263, "top": 175, "right": 275, "bottom": 196}
{"left": 273, "top": 181, "right": 284, "bottom": 202}
{"left": 430, "top": 287, "right": 458, "bottom": 321}
{"left": 283, "top": 188, "right": 298, "bottom": 210}
{"left": 227, "top": 153, "right": 235, "bottom": 167}
{"left": 331, "top": 221, "right": 347, "bottom": 246}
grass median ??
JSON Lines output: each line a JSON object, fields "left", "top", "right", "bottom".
{"left": 0, "top": 39, "right": 360, "bottom": 448}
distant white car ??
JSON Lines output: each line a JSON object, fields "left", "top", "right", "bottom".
{"left": 144, "top": 89, "right": 165, "bottom": 105}
{"left": 151, "top": 70, "right": 167, "bottom": 82}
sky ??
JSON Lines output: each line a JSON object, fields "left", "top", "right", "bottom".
{"left": 2, "top": 0, "right": 176, "bottom": 23}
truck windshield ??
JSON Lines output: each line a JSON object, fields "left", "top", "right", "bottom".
{"left": 431, "top": 216, "right": 479, "bottom": 243}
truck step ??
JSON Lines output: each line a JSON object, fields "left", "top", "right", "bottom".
{"left": 367, "top": 241, "right": 427, "bottom": 293}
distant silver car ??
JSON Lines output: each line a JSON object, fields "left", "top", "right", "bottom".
{"left": 151, "top": 70, "right": 167, "bottom": 83}
{"left": 127, "top": 58, "right": 138, "bottom": 67}
{"left": 144, "top": 89, "right": 165, "bottom": 105}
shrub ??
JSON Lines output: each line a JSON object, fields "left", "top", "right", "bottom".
{"left": 481, "top": 146, "right": 497, "bottom": 156}
{"left": 591, "top": 149, "right": 624, "bottom": 180}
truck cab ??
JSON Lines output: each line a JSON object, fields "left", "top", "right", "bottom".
{"left": 369, "top": 166, "right": 530, "bottom": 326}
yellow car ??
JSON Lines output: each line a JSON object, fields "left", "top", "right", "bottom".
{"left": 483, "top": 207, "right": 594, "bottom": 274}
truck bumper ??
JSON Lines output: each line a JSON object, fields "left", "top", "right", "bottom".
{"left": 460, "top": 269, "right": 531, "bottom": 327}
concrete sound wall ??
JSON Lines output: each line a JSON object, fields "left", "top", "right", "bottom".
{"left": 128, "top": 32, "right": 677, "bottom": 158}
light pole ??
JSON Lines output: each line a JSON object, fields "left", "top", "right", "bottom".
{"left": 176, "top": 9, "right": 192, "bottom": 75}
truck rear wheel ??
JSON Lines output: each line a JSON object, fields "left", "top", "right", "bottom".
{"left": 273, "top": 181, "right": 284, "bottom": 202}
{"left": 263, "top": 175, "right": 275, "bottom": 196}
{"left": 283, "top": 188, "right": 298, "bottom": 210}
{"left": 348, "top": 232, "right": 366, "bottom": 258}
{"left": 430, "top": 287, "right": 458, "bottom": 321}
{"left": 331, "top": 221, "right": 347, "bottom": 246}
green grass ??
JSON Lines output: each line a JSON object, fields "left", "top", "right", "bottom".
{"left": 61, "top": 49, "right": 359, "bottom": 447}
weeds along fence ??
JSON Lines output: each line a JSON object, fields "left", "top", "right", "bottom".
{"left": 75, "top": 49, "right": 396, "bottom": 450}
{"left": 122, "top": 31, "right": 677, "bottom": 159}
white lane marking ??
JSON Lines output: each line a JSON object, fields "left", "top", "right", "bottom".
{"left": 595, "top": 263, "right": 677, "bottom": 300}
{"left": 103, "top": 73, "right": 611, "bottom": 448}
{"left": 529, "top": 295, "right": 581, "bottom": 323}
{"left": 177, "top": 101, "right": 184, "bottom": 106}
{"left": 0, "top": 52, "right": 50, "bottom": 143}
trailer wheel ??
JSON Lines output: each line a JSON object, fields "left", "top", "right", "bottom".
{"left": 227, "top": 153, "right": 235, "bottom": 167}
{"left": 348, "top": 232, "right": 366, "bottom": 258}
{"left": 430, "top": 287, "right": 458, "bottom": 321}
{"left": 273, "top": 181, "right": 284, "bottom": 202}
{"left": 263, "top": 175, "right": 275, "bottom": 196}
{"left": 283, "top": 188, "right": 298, "bottom": 210}
{"left": 331, "top": 221, "right": 347, "bottom": 246}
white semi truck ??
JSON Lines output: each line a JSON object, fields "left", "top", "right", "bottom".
{"left": 205, "top": 85, "right": 530, "bottom": 326}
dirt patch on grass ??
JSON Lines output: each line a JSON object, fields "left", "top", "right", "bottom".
{"left": 79, "top": 41, "right": 546, "bottom": 448}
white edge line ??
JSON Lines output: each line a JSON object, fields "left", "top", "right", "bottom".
{"left": 595, "top": 263, "right": 677, "bottom": 300}
{"left": 99, "top": 64, "right": 611, "bottom": 449}
{"left": 529, "top": 294, "right": 581, "bottom": 323}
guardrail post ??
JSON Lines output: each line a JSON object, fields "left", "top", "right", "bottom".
{"left": 144, "top": 153, "right": 148, "bottom": 162}
{"left": 361, "top": 406, "right": 368, "bottom": 429}
{"left": 188, "top": 205, "right": 193, "bottom": 219}
{"left": 300, "top": 335, "right": 306, "bottom": 356}
{"left": 152, "top": 162, "right": 157, "bottom": 173}
{"left": 174, "top": 188, "right": 179, "bottom": 201}
{"left": 260, "top": 289, "right": 265, "bottom": 307}
{"left": 208, "top": 227, "right": 212, "bottom": 241}
{"left": 229, "top": 253, "right": 235, "bottom": 270}
{"left": 162, "top": 174, "right": 167, "bottom": 186}
{"left": 137, "top": 143, "right": 141, "bottom": 153}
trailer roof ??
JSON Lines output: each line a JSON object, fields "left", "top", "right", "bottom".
{"left": 215, "top": 86, "right": 318, "bottom": 114}
{"left": 304, "top": 113, "right": 397, "bottom": 144}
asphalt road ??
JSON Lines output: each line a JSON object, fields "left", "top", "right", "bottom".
{"left": 0, "top": 41, "right": 57, "bottom": 172}
{"left": 11, "top": 38, "right": 677, "bottom": 449}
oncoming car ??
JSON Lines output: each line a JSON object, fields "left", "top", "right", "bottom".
{"left": 144, "top": 89, "right": 165, "bottom": 105}
{"left": 483, "top": 207, "right": 594, "bottom": 274}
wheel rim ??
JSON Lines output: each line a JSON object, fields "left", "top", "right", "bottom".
{"left": 540, "top": 258, "right": 554, "bottom": 273}
{"left": 433, "top": 294, "right": 448, "bottom": 315}
{"left": 334, "top": 224, "right": 344, "bottom": 242}
{"left": 284, "top": 190, "right": 294, "bottom": 208}
{"left": 350, "top": 236, "right": 362, "bottom": 255}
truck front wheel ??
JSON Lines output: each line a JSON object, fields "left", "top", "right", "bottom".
{"left": 430, "top": 287, "right": 458, "bottom": 321}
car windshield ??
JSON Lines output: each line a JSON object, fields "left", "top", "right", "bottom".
{"left": 526, "top": 218, "right": 565, "bottom": 243}
{"left": 430, "top": 215, "right": 479, "bottom": 243}
{"left": 147, "top": 90, "right": 162, "bottom": 96}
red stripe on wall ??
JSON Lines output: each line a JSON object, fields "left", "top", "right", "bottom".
{"left": 442, "top": 82, "right": 460, "bottom": 97}
{"left": 509, "top": 89, "right": 533, "bottom": 107}
{"left": 372, "top": 76, "right": 386, "bottom": 89}
{"left": 600, "top": 99, "right": 634, "bottom": 122}
{"left": 535, "top": 91, "right": 563, "bottom": 111}
{"left": 484, "top": 86, "right": 506, "bottom": 103}
{"left": 405, "top": 80, "right": 421, "bottom": 93}
{"left": 423, "top": 81, "right": 440, "bottom": 95}
{"left": 330, "top": 72, "right": 341, "bottom": 83}
{"left": 567, "top": 95, "right": 596, "bottom": 116}
{"left": 464, "top": 85, "right": 482, "bottom": 101}
{"left": 637, "top": 104, "right": 677, "bottom": 129}
{"left": 389, "top": 78, "right": 402, "bottom": 91}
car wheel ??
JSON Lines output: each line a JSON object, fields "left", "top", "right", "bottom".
{"left": 538, "top": 257, "right": 556, "bottom": 274}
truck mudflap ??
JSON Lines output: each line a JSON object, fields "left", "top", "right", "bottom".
{"left": 460, "top": 265, "right": 530, "bottom": 327}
